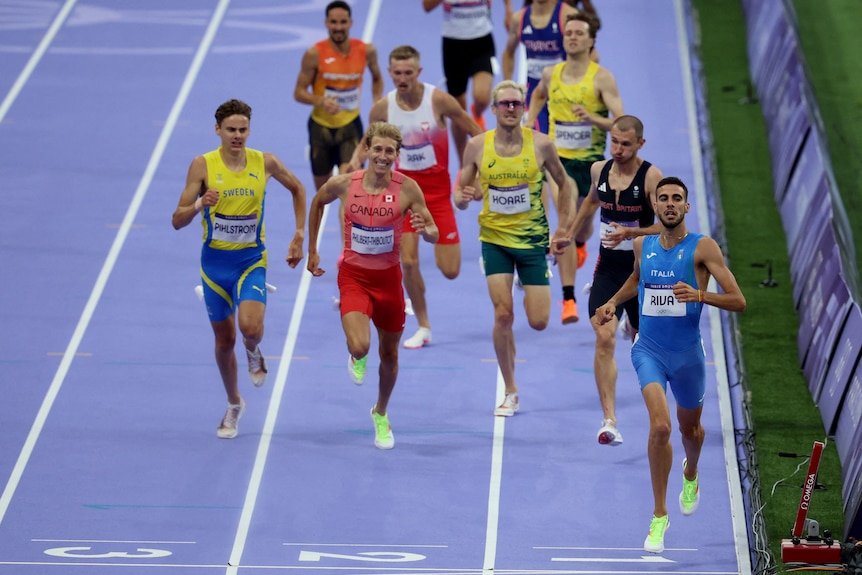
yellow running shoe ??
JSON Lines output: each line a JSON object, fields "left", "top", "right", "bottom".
{"left": 371, "top": 407, "right": 394, "bottom": 449}
{"left": 679, "top": 457, "right": 700, "bottom": 515}
{"left": 348, "top": 355, "right": 367, "bottom": 385}
{"left": 644, "top": 514, "right": 670, "bottom": 553}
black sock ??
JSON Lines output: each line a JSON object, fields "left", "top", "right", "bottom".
{"left": 563, "top": 286, "right": 575, "bottom": 301}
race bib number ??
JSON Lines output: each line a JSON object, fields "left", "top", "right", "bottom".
{"left": 212, "top": 213, "right": 258, "bottom": 244}
{"left": 526, "top": 55, "right": 563, "bottom": 81}
{"left": 488, "top": 184, "right": 530, "bottom": 215}
{"left": 399, "top": 142, "right": 437, "bottom": 171}
{"left": 642, "top": 284, "right": 686, "bottom": 317}
{"left": 554, "top": 120, "right": 592, "bottom": 150}
{"left": 448, "top": 3, "right": 487, "bottom": 23}
{"left": 351, "top": 224, "right": 394, "bottom": 255}
{"left": 599, "top": 218, "right": 638, "bottom": 251}
{"left": 324, "top": 86, "right": 360, "bottom": 111}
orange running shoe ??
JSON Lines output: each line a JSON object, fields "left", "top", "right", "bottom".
{"left": 471, "top": 103, "right": 486, "bottom": 131}
{"left": 577, "top": 243, "right": 588, "bottom": 269}
{"left": 561, "top": 299, "right": 579, "bottom": 324}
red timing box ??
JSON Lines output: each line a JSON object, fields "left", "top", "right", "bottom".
{"left": 780, "top": 539, "right": 841, "bottom": 564}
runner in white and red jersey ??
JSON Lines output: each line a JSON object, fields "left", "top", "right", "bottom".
{"left": 350, "top": 45, "right": 482, "bottom": 349}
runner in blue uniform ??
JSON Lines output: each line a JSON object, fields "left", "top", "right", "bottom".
{"left": 595, "top": 176, "right": 746, "bottom": 554}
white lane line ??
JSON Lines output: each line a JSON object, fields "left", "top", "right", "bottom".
{"left": 224, "top": 205, "right": 330, "bottom": 574}
{"left": 483, "top": 370, "right": 509, "bottom": 572}
{"left": 673, "top": 0, "right": 751, "bottom": 573}
{"left": 0, "top": 0, "right": 233, "bottom": 528}
{"left": 0, "top": 0, "right": 78, "bottom": 123}
{"left": 225, "top": 1, "right": 383, "bottom": 571}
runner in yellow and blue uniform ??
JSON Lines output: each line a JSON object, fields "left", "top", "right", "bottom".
{"left": 172, "top": 99, "right": 307, "bottom": 440}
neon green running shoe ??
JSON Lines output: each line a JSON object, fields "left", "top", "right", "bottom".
{"left": 643, "top": 514, "right": 670, "bottom": 553}
{"left": 370, "top": 407, "right": 394, "bottom": 450}
{"left": 348, "top": 355, "right": 367, "bottom": 385}
{"left": 679, "top": 457, "right": 700, "bottom": 515}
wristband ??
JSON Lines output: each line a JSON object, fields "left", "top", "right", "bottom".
{"left": 194, "top": 197, "right": 203, "bottom": 212}
{"left": 698, "top": 289, "right": 704, "bottom": 303}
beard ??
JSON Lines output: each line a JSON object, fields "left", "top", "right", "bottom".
{"left": 658, "top": 213, "right": 684, "bottom": 229}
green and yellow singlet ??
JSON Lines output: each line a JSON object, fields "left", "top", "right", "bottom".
{"left": 547, "top": 60, "right": 608, "bottom": 161}
{"left": 478, "top": 128, "right": 549, "bottom": 249}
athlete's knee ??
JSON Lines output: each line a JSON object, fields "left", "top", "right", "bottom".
{"left": 441, "top": 267, "right": 460, "bottom": 280}
{"left": 527, "top": 315, "right": 549, "bottom": 331}
{"left": 347, "top": 344, "right": 370, "bottom": 361}
{"left": 401, "top": 253, "right": 420, "bottom": 272}
{"left": 346, "top": 336, "right": 371, "bottom": 360}
{"left": 472, "top": 86, "right": 491, "bottom": 110}
{"left": 379, "top": 343, "right": 399, "bottom": 366}
{"left": 238, "top": 318, "right": 263, "bottom": 344}
{"left": 494, "top": 306, "right": 515, "bottom": 330}
{"left": 435, "top": 244, "right": 460, "bottom": 279}
{"left": 679, "top": 419, "right": 704, "bottom": 441}
{"left": 650, "top": 420, "right": 673, "bottom": 444}
{"left": 594, "top": 323, "right": 616, "bottom": 351}
{"left": 438, "top": 259, "right": 460, "bottom": 280}
{"left": 214, "top": 332, "right": 236, "bottom": 353}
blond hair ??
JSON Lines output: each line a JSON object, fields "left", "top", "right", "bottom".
{"left": 491, "top": 80, "right": 526, "bottom": 105}
{"left": 364, "top": 122, "right": 403, "bottom": 153}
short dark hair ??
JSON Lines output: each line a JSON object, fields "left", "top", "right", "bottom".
{"left": 214, "top": 99, "right": 251, "bottom": 126}
{"left": 565, "top": 12, "right": 598, "bottom": 39}
{"left": 326, "top": 1, "right": 351, "bottom": 17}
{"left": 612, "top": 115, "right": 644, "bottom": 140}
{"left": 656, "top": 176, "right": 689, "bottom": 199}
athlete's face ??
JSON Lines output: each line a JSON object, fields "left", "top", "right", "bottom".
{"left": 654, "top": 184, "right": 689, "bottom": 229}
{"left": 215, "top": 114, "right": 250, "bottom": 151}
{"left": 492, "top": 88, "right": 526, "bottom": 127}
{"left": 366, "top": 136, "right": 399, "bottom": 173}
{"left": 325, "top": 8, "right": 352, "bottom": 44}
{"left": 389, "top": 58, "right": 421, "bottom": 94}
{"left": 609, "top": 127, "right": 643, "bottom": 165}
{"left": 563, "top": 20, "right": 593, "bottom": 56}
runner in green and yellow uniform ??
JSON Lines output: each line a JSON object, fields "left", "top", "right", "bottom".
{"left": 527, "top": 12, "right": 623, "bottom": 324}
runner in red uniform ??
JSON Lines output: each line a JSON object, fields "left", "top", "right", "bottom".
{"left": 307, "top": 122, "right": 439, "bottom": 450}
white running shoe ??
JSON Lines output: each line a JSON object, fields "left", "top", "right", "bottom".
{"left": 494, "top": 392, "right": 520, "bottom": 416}
{"left": 513, "top": 271, "right": 524, "bottom": 291}
{"left": 403, "top": 327, "right": 432, "bottom": 349}
{"left": 618, "top": 312, "right": 637, "bottom": 341}
{"left": 217, "top": 399, "right": 246, "bottom": 439}
{"left": 597, "top": 418, "right": 623, "bottom": 446}
{"left": 246, "top": 345, "right": 268, "bottom": 387}
{"left": 405, "top": 298, "right": 415, "bottom": 316}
